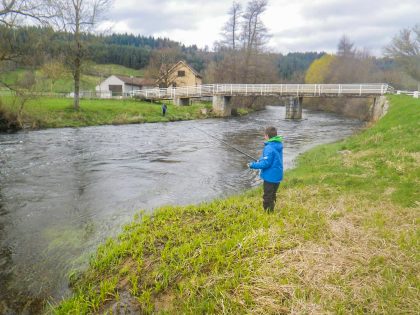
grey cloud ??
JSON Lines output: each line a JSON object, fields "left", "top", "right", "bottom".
{"left": 107, "top": 0, "right": 419, "bottom": 54}
{"left": 273, "top": 0, "right": 420, "bottom": 53}
{"left": 301, "top": 0, "right": 400, "bottom": 20}
{"left": 109, "top": 0, "right": 227, "bottom": 33}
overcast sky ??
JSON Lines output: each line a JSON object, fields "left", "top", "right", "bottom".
{"left": 100, "top": 0, "right": 420, "bottom": 55}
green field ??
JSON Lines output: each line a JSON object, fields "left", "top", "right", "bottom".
{"left": 0, "top": 97, "right": 214, "bottom": 129}
{"left": 52, "top": 95, "right": 419, "bottom": 314}
{"left": 0, "top": 64, "right": 144, "bottom": 93}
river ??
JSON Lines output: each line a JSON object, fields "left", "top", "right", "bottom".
{"left": 0, "top": 106, "right": 363, "bottom": 313}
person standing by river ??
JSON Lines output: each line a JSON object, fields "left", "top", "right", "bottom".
{"left": 248, "top": 126, "right": 283, "bottom": 212}
{"left": 161, "top": 103, "right": 167, "bottom": 116}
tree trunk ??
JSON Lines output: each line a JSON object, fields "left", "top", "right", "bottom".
{"left": 73, "top": 1, "right": 81, "bottom": 111}
{"left": 74, "top": 54, "right": 80, "bottom": 111}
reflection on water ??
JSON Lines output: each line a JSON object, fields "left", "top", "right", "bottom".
{"left": 0, "top": 106, "right": 363, "bottom": 313}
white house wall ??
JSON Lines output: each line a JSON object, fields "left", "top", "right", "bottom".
{"left": 95, "top": 75, "right": 124, "bottom": 92}
{"left": 95, "top": 75, "right": 156, "bottom": 98}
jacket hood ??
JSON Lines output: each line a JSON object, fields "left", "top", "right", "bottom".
{"left": 266, "top": 135, "right": 283, "bottom": 143}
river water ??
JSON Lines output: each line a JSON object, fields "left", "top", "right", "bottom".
{"left": 0, "top": 106, "right": 363, "bottom": 313}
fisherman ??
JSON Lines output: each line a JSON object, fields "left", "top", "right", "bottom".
{"left": 248, "top": 126, "right": 283, "bottom": 212}
{"left": 161, "top": 103, "right": 167, "bottom": 116}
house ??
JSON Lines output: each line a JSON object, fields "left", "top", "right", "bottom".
{"left": 95, "top": 75, "right": 156, "bottom": 98}
{"left": 157, "top": 60, "right": 202, "bottom": 88}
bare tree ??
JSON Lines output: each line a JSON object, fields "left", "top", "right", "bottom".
{"left": 221, "top": 1, "right": 242, "bottom": 51}
{"left": 328, "top": 37, "right": 376, "bottom": 83}
{"left": 0, "top": 0, "right": 55, "bottom": 130}
{"left": 241, "top": 0, "right": 269, "bottom": 53}
{"left": 145, "top": 47, "right": 183, "bottom": 87}
{"left": 385, "top": 24, "right": 420, "bottom": 83}
{"left": 211, "top": 0, "right": 273, "bottom": 85}
{"left": 0, "top": 0, "right": 54, "bottom": 26}
{"left": 241, "top": 0, "right": 269, "bottom": 82}
{"left": 218, "top": 2, "right": 242, "bottom": 82}
{"left": 337, "top": 35, "right": 355, "bottom": 58}
{"left": 52, "top": 0, "right": 112, "bottom": 110}
{"left": 1, "top": 0, "right": 54, "bottom": 70}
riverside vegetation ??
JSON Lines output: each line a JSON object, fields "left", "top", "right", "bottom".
{"left": 0, "top": 97, "right": 217, "bottom": 129}
{"left": 52, "top": 95, "right": 419, "bottom": 314}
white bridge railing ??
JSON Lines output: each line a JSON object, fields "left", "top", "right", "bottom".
{"left": 396, "top": 90, "right": 419, "bottom": 98}
{"left": 132, "top": 83, "right": 393, "bottom": 100}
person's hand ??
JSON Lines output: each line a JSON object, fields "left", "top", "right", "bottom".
{"left": 247, "top": 162, "right": 253, "bottom": 168}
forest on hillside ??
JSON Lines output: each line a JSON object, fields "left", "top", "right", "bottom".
{"left": 0, "top": 25, "right": 329, "bottom": 82}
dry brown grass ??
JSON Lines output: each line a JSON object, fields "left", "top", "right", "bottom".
{"left": 234, "top": 191, "right": 419, "bottom": 314}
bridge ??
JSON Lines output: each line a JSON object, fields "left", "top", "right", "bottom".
{"left": 132, "top": 83, "right": 393, "bottom": 119}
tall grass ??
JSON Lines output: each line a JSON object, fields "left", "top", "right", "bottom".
{"left": 52, "top": 95, "right": 419, "bottom": 314}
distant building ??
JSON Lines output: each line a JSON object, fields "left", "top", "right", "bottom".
{"left": 157, "top": 60, "right": 202, "bottom": 88}
{"left": 95, "top": 75, "right": 156, "bottom": 98}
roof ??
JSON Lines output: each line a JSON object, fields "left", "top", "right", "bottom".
{"left": 115, "top": 75, "right": 156, "bottom": 87}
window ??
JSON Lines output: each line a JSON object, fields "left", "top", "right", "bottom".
{"left": 177, "top": 70, "right": 185, "bottom": 77}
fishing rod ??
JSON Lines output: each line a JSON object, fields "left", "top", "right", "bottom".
{"left": 192, "top": 126, "right": 258, "bottom": 161}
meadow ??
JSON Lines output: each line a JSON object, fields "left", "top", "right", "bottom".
{"left": 0, "top": 64, "right": 144, "bottom": 93}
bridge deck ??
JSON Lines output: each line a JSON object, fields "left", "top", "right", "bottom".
{"left": 132, "top": 83, "right": 392, "bottom": 100}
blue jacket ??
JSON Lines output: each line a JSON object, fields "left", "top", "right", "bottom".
{"left": 249, "top": 136, "right": 283, "bottom": 183}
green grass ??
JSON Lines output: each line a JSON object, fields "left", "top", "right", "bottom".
{"left": 0, "top": 97, "right": 214, "bottom": 129}
{"left": 52, "top": 95, "right": 419, "bottom": 314}
{"left": 0, "top": 64, "right": 144, "bottom": 93}
{"left": 89, "top": 64, "right": 144, "bottom": 78}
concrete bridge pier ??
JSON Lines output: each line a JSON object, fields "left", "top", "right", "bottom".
{"left": 285, "top": 97, "right": 303, "bottom": 119}
{"left": 174, "top": 97, "right": 190, "bottom": 106}
{"left": 212, "top": 95, "right": 232, "bottom": 117}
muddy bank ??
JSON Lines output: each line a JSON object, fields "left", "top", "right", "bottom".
{"left": 0, "top": 111, "right": 21, "bottom": 132}
{"left": 303, "top": 96, "right": 388, "bottom": 121}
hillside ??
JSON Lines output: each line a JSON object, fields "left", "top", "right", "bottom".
{"left": 0, "top": 64, "right": 144, "bottom": 93}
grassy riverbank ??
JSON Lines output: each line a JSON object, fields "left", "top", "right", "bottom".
{"left": 53, "top": 95, "right": 419, "bottom": 314}
{"left": 0, "top": 97, "right": 215, "bottom": 129}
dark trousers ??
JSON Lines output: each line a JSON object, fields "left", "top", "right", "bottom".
{"left": 263, "top": 181, "right": 280, "bottom": 212}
